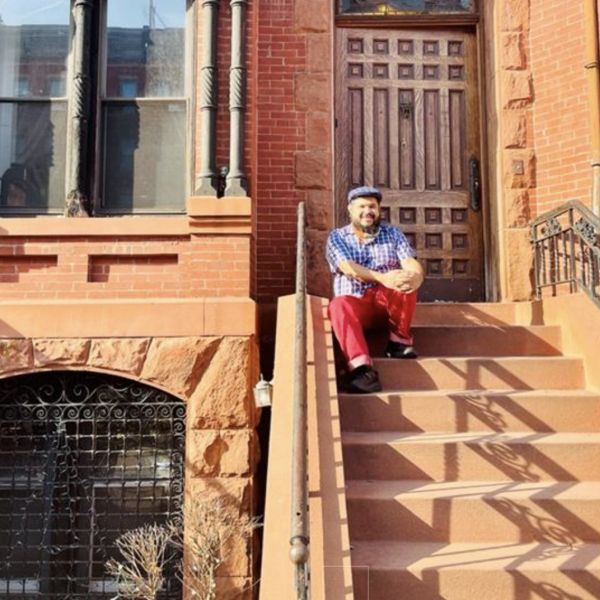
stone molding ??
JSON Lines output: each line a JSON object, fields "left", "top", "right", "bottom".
{"left": 0, "top": 298, "right": 257, "bottom": 338}
{"left": 0, "top": 198, "right": 253, "bottom": 237}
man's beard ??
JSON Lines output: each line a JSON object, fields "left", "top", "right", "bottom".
{"left": 352, "top": 215, "right": 381, "bottom": 236}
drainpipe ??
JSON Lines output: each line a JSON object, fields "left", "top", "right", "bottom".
{"left": 584, "top": 0, "right": 600, "bottom": 216}
{"left": 195, "top": 0, "right": 220, "bottom": 196}
{"left": 225, "top": 0, "right": 249, "bottom": 196}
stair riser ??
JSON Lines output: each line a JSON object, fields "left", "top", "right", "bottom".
{"left": 342, "top": 441, "right": 600, "bottom": 481}
{"left": 413, "top": 304, "right": 519, "bottom": 326}
{"left": 347, "top": 497, "right": 600, "bottom": 543}
{"left": 367, "top": 327, "right": 562, "bottom": 357}
{"left": 373, "top": 358, "right": 585, "bottom": 390}
{"left": 352, "top": 568, "right": 600, "bottom": 600}
{"left": 340, "top": 395, "right": 600, "bottom": 433}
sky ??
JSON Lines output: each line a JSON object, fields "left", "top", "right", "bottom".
{"left": 0, "top": 0, "right": 184, "bottom": 28}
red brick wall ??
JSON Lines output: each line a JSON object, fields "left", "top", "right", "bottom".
{"left": 530, "top": 0, "right": 592, "bottom": 215}
{"left": 254, "top": 0, "right": 308, "bottom": 303}
{"left": 0, "top": 235, "right": 250, "bottom": 300}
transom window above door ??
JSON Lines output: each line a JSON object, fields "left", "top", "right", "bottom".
{"left": 339, "top": 0, "right": 474, "bottom": 16}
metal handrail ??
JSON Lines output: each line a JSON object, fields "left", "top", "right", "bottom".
{"left": 531, "top": 199, "right": 600, "bottom": 309}
{"left": 289, "top": 202, "right": 309, "bottom": 599}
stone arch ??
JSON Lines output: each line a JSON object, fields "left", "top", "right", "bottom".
{"left": 0, "top": 335, "right": 247, "bottom": 404}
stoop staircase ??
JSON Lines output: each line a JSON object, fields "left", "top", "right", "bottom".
{"left": 339, "top": 303, "right": 600, "bottom": 600}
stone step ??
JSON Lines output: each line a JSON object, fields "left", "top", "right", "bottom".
{"left": 342, "top": 432, "right": 600, "bottom": 481}
{"left": 338, "top": 390, "right": 600, "bottom": 433}
{"left": 413, "top": 303, "right": 521, "bottom": 326}
{"left": 367, "top": 326, "right": 562, "bottom": 357}
{"left": 372, "top": 357, "right": 585, "bottom": 391}
{"left": 351, "top": 541, "right": 600, "bottom": 600}
{"left": 346, "top": 480, "right": 600, "bottom": 543}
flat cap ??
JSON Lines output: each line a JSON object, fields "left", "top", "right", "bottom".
{"left": 347, "top": 186, "right": 382, "bottom": 203}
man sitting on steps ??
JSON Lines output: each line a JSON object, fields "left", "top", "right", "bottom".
{"left": 326, "top": 186, "right": 425, "bottom": 394}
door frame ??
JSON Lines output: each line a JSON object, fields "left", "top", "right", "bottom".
{"left": 333, "top": 6, "right": 496, "bottom": 301}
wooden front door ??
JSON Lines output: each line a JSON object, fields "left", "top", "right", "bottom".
{"left": 335, "top": 28, "right": 484, "bottom": 302}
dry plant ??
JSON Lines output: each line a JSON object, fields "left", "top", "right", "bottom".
{"left": 174, "top": 498, "right": 261, "bottom": 600}
{"left": 105, "top": 500, "right": 260, "bottom": 600}
{"left": 106, "top": 523, "right": 176, "bottom": 600}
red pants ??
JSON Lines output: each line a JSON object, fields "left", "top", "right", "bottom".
{"left": 328, "top": 286, "right": 417, "bottom": 370}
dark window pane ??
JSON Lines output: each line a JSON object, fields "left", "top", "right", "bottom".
{"left": 340, "top": 0, "right": 472, "bottom": 15}
{"left": 106, "top": 0, "right": 186, "bottom": 98}
{"left": 0, "top": 0, "right": 70, "bottom": 98}
{"left": 101, "top": 102, "right": 186, "bottom": 212}
{"left": 0, "top": 102, "right": 67, "bottom": 211}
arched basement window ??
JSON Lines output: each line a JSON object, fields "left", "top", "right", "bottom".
{"left": 0, "top": 371, "right": 185, "bottom": 599}
{"left": 339, "top": 0, "right": 474, "bottom": 16}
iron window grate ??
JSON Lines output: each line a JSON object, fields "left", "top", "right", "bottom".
{"left": 0, "top": 371, "right": 185, "bottom": 599}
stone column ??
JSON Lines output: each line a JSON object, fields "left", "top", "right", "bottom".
{"left": 195, "top": 0, "right": 220, "bottom": 196}
{"left": 499, "top": 0, "right": 535, "bottom": 300}
{"left": 225, "top": 0, "right": 249, "bottom": 196}
{"left": 65, "top": 0, "right": 95, "bottom": 217}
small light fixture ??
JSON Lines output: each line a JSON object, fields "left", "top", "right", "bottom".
{"left": 253, "top": 374, "right": 273, "bottom": 408}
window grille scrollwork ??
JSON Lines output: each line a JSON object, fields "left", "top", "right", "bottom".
{"left": 0, "top": 371, "right": 185, "bottom": 599}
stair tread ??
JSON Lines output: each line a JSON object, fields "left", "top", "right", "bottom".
{"left": 404, "top": 325, "right": 558, "bottom": 329}
{"left": 350, "top": 541, "right": 600, "bottom": 571}
{"left": 346, "top": 480, "right": 600, "bottom": 500}
{"left": 343, "top": 431, "right": 600, "bottom": 445}
{"left": 339, "top": 389, "right": 600, "bottom": 400}
{"left": 372, "top": 356, "right": 579, "bottom": 363}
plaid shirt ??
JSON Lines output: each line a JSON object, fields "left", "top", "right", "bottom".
{"left": 326, "top": 223, "right": 417, "bottom": 297}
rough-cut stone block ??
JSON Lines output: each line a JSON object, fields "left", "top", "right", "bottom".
{"left": 295, "top": 150, "right": 332, "bottom": 190}
{"left": 221, "top": 430, "right": 257, "bottom": 477}
{"left": 502, "top": 72, "right": 533, "bottom": 108}
{"left": 506, "top": 228, "right": 534, "bottom": 301}
{"left": 188, "top": 430, "right": 256, "bottom": 478}
{"left": 187, "top": 430, "right": 223, "bottom": 477}
{"left": 141, "top": 337, "right": 221, "bottom": 399}
{"left": 0, "top": 340, "right": 32, "bottom": 373}
{"left": 219, "top": 532, "right": 251, "bottom": 577}
{"left": 88, "top": 338, "right": 150, "bottom": 375}
{"left": 215, "top": 577, "right": 252, "bottom": 600}
{"left": 502, "top": 110, "right": 527, "bottom": 148}
{"left": 503, "top": 149, "right": 536, "bottom": 189}
{"left": 189, "top": 337, "right": 256, "bottom": 429}
{"left": 294, "top": 0, "right": 330, "bottom": 33}
{"left": 185, "top": 477, "right": 252, "bottom": 516}
{"left": 506, "top": 190, "right": 532, "bottom": 228}
{"left": 307, "top": 111, "right": 332, "bottom": 150}
{"left": 501, "top": 0, "right": 530, "bottom": 32}
{"left": 183, "top": 579, "right": 251, "bottom": 600}
{"left": 306, "top": 190, "right": 333, "bottom": 231}
{"left": 33, "top": 339, "right": 90, "bottom": 367}
{"left": 307, "top": 229, "right": 332, "bottom": 299}
{"left": 502, "top": 33, "right": 526, "bottom": 70}
{"left": 295, "top": 73, "right": 330, "bottom": 112}
{"left": 307, "top": 34, "right": 332, "bottom": 73}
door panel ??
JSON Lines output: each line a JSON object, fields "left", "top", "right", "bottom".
{"left": 335, "top": 28, "right": 484, "bottom": 301}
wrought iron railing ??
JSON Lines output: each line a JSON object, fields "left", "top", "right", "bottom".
{"left": 531, "top": 199, "right": 600, "bottom": 308}
{"left": 289, "top": 202, "right": 309, "bottom": 599}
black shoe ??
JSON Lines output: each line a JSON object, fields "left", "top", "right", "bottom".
{"left": 348, "top": 365, "right": 382, "bottom": 394}
{"left": 385, "top": 340, "right": 418, "bottom": 359}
